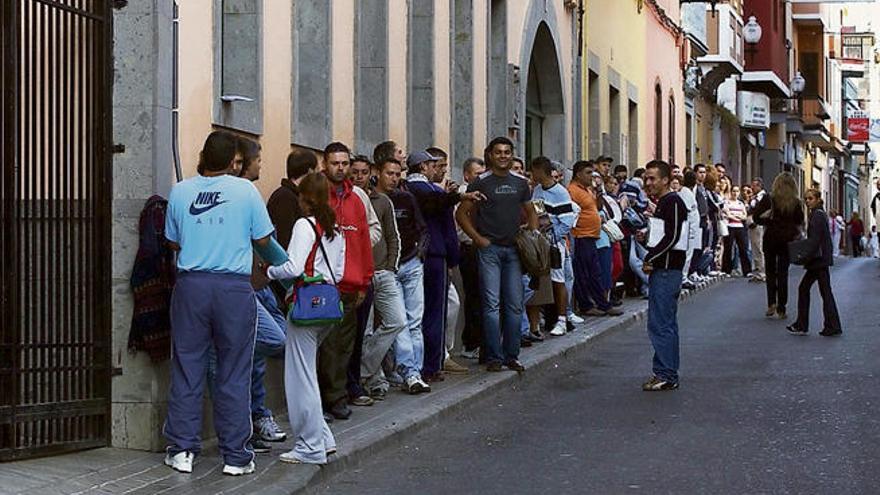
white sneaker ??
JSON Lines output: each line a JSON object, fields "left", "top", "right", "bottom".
{"left": 164, "top": 451, "right": 194, "bottom": 474}
{"left": 459, "top": 348, "right": 480, "bottom": 360}
{"left": 549, "top": 320, "right": 567, "bottom": 336}
{"left": 222, "top": 461, "right": 255, "bottom": 476}
{"left": 568, "top": 314, "right": 585, "bottom": 324}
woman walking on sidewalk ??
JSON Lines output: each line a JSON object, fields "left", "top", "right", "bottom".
{"left": 847, "top": 212, "right": 865, "bottom": 257}
{"left": 752, "top": 173, "right": 804, "bottom": 320}
{"left": 787, "top": 189, "right": 842, "bottom": 337}
{"left": 266, "top": 173, "right": 346, "bottom": 465}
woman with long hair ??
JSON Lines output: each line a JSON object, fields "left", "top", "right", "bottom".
{"left": 705, "top": 166, "right": 725, "bottom": 275}
{"left": 265, "top": 173, "right": 346, "bottom": 465}
{"left": 787, "top": 189, "right": 842, "bottom": 336}
{"left": 752, "top": 172, "right": 804, "bottom": 319}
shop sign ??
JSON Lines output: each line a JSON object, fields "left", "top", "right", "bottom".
{"left": 848, "top": 110, "right": 869, "bottom": 143}
{"left": 737, "top": 91, "right": 770, "bottom": 129}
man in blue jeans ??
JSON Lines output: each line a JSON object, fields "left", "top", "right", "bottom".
{"left": 640, "top": 160, "right": 688, "bottom": 391}
{"left": 457, "top": 137, "right": 537, "bottom": 372}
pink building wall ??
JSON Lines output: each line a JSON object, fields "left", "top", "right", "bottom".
{"left": 644, "top": 0, "right": 686, "bottom": 167}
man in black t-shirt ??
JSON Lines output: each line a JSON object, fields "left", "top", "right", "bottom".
{"left": 456, "top": 137, "right": 537, "bottom": 372}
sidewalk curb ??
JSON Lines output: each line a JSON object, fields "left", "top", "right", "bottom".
{"left": 283, "top": 276, "right": 726, "bottom": 495}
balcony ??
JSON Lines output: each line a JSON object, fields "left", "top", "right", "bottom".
{"left": 794, "top": 96, "right": 835, "bottom": 151}
{"left": 696, "top": 2, "right": 744, "bottom": 96}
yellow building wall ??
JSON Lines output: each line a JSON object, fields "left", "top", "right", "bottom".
{"left": 583, "top": 0, "right": 647, "bottom": 167}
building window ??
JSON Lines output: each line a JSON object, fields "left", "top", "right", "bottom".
{"left": 628, "top": 100, "right": 638, "bottom": 167}
{"left": 213, "top": 0, "right": 262, "bottom": 135}
{"left": 589, "top": 71, "right": 600, "bottom": 157}
{"left": 668, "top": 96, "right": 675, "bottom": 165}
{"left": 654, "top": 84, "right": 662, "bottom": 160}
{"left": 609, "top": 86, "right": 621, "bottom": 162}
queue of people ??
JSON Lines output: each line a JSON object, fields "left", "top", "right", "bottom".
{"left": 160, "top": 130, "right": 855, "bottom": 475}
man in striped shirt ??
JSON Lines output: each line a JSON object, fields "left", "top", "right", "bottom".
{"left": 640, "top": 160, "right": 688, "bottom": 391}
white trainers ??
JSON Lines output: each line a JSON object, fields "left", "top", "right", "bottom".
{"left": 222, "top": 461, "right": 255, "bottom": 476}
{"left": 164, "top": 451, "right": 194, "bottom": 474}
{"left": 459, "top": 348, "right": 480, "bottom": 360}
{"left": 568, "top": 314, "right": 585, "bottom": 324}
{"left": 549, "top": 320, "right": 567, "bottom": 336}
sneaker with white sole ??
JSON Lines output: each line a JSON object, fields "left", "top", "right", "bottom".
{"left": 459, "top": 348, "right": 480, "bottom": 360}
{"left": 254, "top": 415, "right": 287, "bottom": 442}
{"left": 164, "top": 451, "right": 194, "bottom": 473}
{"left": 405, "top": 375, "right": 430, "bottom": 394}
{"left": 549, "top": 320, "right": 567, "bottom": 336}
{"left": 222, "top": 461, "right": 255, "bottom": 476}
{"left": 568, "top": 314, "right": 585, "bottom": 325}
{"left": 641, "top": 376, "right": 679, "bottom": 391}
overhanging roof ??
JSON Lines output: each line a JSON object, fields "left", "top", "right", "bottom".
{"left": 739, "top": 71, "right": 792, "bottom": 99}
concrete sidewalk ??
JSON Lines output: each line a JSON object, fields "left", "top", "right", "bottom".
{"left": 0, "top": 277, "right": 724, "bottom": 495}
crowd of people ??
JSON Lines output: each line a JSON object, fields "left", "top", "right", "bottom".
{"left": 159, "top": 129, "right": 863, "bottom": 475}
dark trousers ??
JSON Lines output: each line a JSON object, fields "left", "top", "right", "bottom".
{"left": 722, "top": 227, "right": 752, "bottom": 275}
{"left": 318, "top": 292, "right": 358, "bottom": 409}
{"left": 164, "top": 272, "right": 256, "bottom": 467}
{"left": 764, "top": 242, "right": 790, "bottom": 313}
{"left": 422, "top": 256, "right": 449, "bottom": 376}
{"left": 346, "top": 284, "right": 374, "bottom": 399}
{"left": 795, "top": 267, "right": 842, "bottom": 332}
{"left": 460, "top": 243, "right": 483, "bottom": 351}
{"left": 851, "top": 234, "right": 863, "bottom": 257}
{"left": 572, "top": 237, "right": 610, "bottom": 312}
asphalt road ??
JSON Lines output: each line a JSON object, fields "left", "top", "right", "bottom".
{"left": 315, "top": 257, "right": 880, "bottom": 495}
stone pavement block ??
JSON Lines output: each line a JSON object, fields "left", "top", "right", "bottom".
{"left": 0, "top": 277, "right": 724, "bottom": 495}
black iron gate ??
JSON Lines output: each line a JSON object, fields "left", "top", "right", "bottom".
{"left": 1, "top": 0, "right": 113, "bottom": 461}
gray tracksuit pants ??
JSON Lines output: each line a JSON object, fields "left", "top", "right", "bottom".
{"left": 285, "top": 323, "right": 337, "bottom": 464}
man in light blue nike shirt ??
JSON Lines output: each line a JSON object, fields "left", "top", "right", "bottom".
{"left": 162, "top": 131, "right": 274, "bottom": 477}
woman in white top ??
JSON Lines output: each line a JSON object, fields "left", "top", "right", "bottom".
{"left": 265, "top": 173, "right": 346, "bottom": 465}
{"left": 721, "top": 185, "right": 752, "bottom": 276}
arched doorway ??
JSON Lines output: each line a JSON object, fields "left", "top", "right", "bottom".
{"left": 524, "top": 22, "right": 565, "bottom": 164}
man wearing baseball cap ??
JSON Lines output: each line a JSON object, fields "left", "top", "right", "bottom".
{"left": 406, "top": 151, "right": 484, "bottom": 382}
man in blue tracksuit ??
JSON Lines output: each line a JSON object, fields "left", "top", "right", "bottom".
{"left": 405, "top": 150, "right": 483, "bottom": 382}
{"left": 162, "top": 131, "right": 275, "bottom": 476}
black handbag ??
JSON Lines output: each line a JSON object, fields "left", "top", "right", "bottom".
{"left": 788, "top": 237, "right": 816, "bottom": 266}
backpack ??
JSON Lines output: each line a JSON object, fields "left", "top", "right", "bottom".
{"left": 515, "top": 229, "right": 552, "bottom": 278}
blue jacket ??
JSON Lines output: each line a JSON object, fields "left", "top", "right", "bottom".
{"left": 406, "top": 174, "right": 460, "bottom": 266}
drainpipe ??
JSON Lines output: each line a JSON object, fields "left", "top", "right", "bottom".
{"left": 172, "top": 0, "right": 181, "bottom": 182}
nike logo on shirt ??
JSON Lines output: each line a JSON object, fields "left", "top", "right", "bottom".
{"left": 189, "top": 191, "right": 228, "bottom": 215}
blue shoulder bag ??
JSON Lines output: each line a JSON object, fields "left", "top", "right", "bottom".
{"left": 286, "top": 219, "right": 344, "bottom": 327}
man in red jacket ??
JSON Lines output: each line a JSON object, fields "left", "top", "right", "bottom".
{"left": 319, "top": 142, "right": 381, "bottom": 420}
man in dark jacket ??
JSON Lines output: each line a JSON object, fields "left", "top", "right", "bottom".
{"left": 406, "top": 150, "right": 469, "bottom": 382}
{"left": 266, "top": 149, "right": 316, "bottom": 249}
{"left": 788, "top": 190, "right": 842, "bottom": 337}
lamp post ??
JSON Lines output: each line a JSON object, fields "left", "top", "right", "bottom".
{"left": 744, "top": 16, "right": 762, "bottom": 65}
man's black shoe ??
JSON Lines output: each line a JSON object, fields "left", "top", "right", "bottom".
{"left": 520, "top": 337, "right": 533, "bottom": 348}
{"left": 328, "top": 401, "right": 352, "bottom": 420}
{"left": 819, "top": 329, "right": 842, "bottom": 337}
{"left": 504, "top": 360, "right": 526, "bottom": 372}
{"left": 486, "top": 362, "right": 503, "bottom": 372}
{"left": 249, "top": 439, "right": 271, "bottom": 454}
{"left": 786, "top": 324, "right": 808, "bottom": 336}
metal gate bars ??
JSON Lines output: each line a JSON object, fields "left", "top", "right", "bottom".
{"left": 1, "top": 0, "right": 113, "bottom": 461}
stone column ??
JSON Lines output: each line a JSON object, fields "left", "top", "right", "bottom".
{"left": 110, "top": 0, "right": 175, "bottom": 451}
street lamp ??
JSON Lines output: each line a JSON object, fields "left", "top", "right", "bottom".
{"left": 744, "top": 16, "right": 762, "bottom": 65}
{"left": 791, "top": 72, "right": 806, "bottom": 95}
{"left": 744, "top": 16, "right": 762, "bottom": 45}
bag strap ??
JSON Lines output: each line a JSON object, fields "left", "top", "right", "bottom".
{"left": 304, "top": 218, "right": 338, "bottom": 285}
